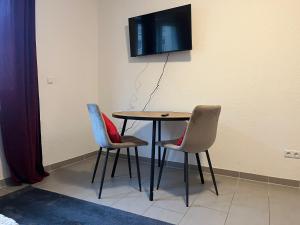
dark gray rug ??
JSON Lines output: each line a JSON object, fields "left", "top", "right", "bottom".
{"left": 0, "top": 187, "right": 173, "bottom": 225}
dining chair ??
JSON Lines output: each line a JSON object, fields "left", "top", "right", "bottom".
{"left": 87, "top": 104, "right": 148, "bottom": 199}
{"left": 156, "top": 105, "right": 221, "bottom": 207}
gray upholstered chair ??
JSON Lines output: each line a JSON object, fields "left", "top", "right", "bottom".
{"left": 87, "top": 104, "right": 148, "bottom": 199}
{"left": 156, "top": 105, "right": 221, "bottom": 207}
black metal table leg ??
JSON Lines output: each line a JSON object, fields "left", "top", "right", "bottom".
{"left": 127, "top": 148, "right": 132, "bottom": 178}
{"left": 120, "top": 119, "right": 128, "bottom": 136}
{"left": 111, "top": 119, "right": 127, "bottom": 177}
{"left": 149, "top": 120, "right": 157, "bottom": 201}
{"left": 158, "top": 121, "right": 161, "bottom": 167}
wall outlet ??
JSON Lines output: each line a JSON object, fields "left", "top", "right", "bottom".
{"left": 284, "top": 150, "right": 300, "bottom": 159}
{"left": 294, "top": 151, "right": 300, "bottom": 159}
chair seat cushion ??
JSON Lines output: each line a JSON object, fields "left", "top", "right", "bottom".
{"left": 101, "top": 113, "right": 121, "bottom": 143}
{"left": 111, "top": 136, "right": 148, "bottom": 148}
{"left": 156, "top": 140, "right": 182, "bottom": 151}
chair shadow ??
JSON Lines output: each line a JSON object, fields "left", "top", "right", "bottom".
{"left": 50, "top": 157, "right": 144, "bottom": 193}
{"left": 44, "top": 154, "right": 220, "bottom": 205}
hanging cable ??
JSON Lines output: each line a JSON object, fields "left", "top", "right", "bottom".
{"left": 125, "top": 53, "right": 170, "bottom": 132}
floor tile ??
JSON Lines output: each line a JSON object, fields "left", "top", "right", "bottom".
{"left": 180, "top": 206, "right": 227, "bottom": 225}
{"left": 237, "top": 179, "right": 269, "bottom": 194}
{"left": 269, "top": 201, "right": 300, "bottom": 225}
{"left": 24, "top": 155, "right": 299, "bottom": 225}
{"left": 0, "top": 188, "right": 9, "bottom": 197}
{"left": 225, "top": 204, "right": 269, "bottom": 225}
{"left": 143, "top": 206, "right": 184, "bottom": 224}
{"left": 192, "top": 190, "right": 233, "bottom": 212}
{"left": 3, "top": 184, "right": 29, "bottom": 194}
{"left": 153, "top": 195, "right": 194, "bottom": 214}
{"left": 268, "top": 184, "right": 300, "bottom": 225}
{"left": 203, "top": 174, "right": 238, "bottom": 196}
{"left": 36, "top": 160, "right": 132, "bottom": 200}
{"left": 268, "top": 184, "right": 300, "bottom": 203}
{"left": 112, "top": 191, "right": 154, "bottom": 215}
{"left": 232, "top": 179, "right": 269, "bottom": 210}
{"left": 78, "top": 191, "right": 127, "bottom": 207}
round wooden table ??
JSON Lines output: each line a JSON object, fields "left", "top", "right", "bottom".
{"left": 112, "top": 111, "right": 191, "bottom": 201}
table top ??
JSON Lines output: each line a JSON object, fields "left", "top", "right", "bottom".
{"left": 112, "top": 111, "right": 191, "bottom": 121}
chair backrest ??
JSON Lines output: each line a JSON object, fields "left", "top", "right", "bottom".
{"left": 181, "top": 105, "right": 221, "bottom": 153}
{"left": 87, "top": 104, "right": 112, "bottom": 148}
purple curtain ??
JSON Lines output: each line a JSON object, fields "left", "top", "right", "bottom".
{"left": 0, "top": 0, "right": 48, "bottom": 184}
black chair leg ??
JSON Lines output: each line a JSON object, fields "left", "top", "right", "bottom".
{"left": 205, "top": 150, "right": 219, "bottom": 195}
{"left": 184, "top": 163, "right": 186, "bottom": 183}
{"left": 111, "top": 119, "right": 127, "bottom": 178}
{"left": 98, "top": 149, "right": 109, "bottom": 199}
{"left": 127, "top": 148, "right": 132, "bottom": 178}
{"left": 135, "top": 147, "right": 142, "bottom": 192}
{"left": 157, "top": 148, "right": 167, "bottom": 190}
{"left": 184, "top": 152, "right": 189, "bottom": 207}
{"left": 195, "top": 153, "right": 205, "bottom": 184}
{"left": 111, "top": 149, "right": 120, "bottom": 177}
{"left": 91, "top": 147, "right": 102, "bottom": 183}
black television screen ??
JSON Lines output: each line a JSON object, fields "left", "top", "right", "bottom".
{"left": 128, "top": 4, "right": 192, "bottom": 57}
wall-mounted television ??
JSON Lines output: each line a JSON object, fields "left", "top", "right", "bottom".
{"left": 128, "top": 4, "right": 192, "bottom": 57}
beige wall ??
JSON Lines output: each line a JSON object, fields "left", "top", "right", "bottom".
{"left": 0, "top": 0, "right": 100, "bottom": 180}
{"left": 97, "top": 0, "right": 300, "bottom": 180}
{"left": 1, "top": 0, "right": 299, "bottom": 182}
{"left": 36, "top": 0, "right": 99, "bottom": 166}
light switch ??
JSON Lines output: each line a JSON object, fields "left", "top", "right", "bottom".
{"left": 47, "top": 77, "right": 55, "bottom": 85}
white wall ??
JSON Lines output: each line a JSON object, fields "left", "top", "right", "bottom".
{"left": 1, "top": 0, "right": 299, "bottom": 182}
{"left": 1, "top": 0, "right": 99, "bottom": 180}
{"left": 36, "top": 0, "right": 99, "bottom": 166}
{"left": 97, "top": 0, "right": 300, "bottom": 180}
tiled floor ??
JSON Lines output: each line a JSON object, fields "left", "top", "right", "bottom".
{"left": 1, "top": 156, "right": 299, "bottom": 225}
